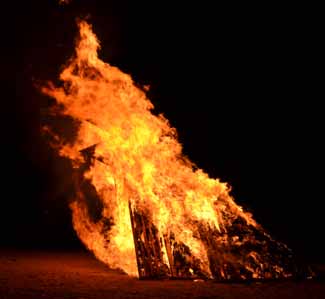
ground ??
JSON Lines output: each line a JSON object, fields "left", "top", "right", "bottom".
{"left": 0, "top": 250, "right": 324, "bottom": 299}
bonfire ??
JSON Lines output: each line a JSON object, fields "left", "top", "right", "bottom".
{"left": 41, "top": 20, "right": 309, "bottom": 281}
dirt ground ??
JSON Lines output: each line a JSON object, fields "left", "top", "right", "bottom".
{"left": 0, "top": 250, "right": 324, "bottom": 299}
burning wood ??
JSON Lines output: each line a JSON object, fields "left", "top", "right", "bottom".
{"left": 41, "top": 20, "right": 312, "bottom": 281}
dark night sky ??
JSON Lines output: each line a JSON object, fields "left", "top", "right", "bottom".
{"left": 4, "top": 0, "right": 323, "bottom": 263}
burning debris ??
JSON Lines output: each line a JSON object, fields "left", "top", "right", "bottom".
{"left": 41, "top": 21, "right": 311, "bottom": 280}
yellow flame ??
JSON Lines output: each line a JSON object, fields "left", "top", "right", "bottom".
{"left": 42, "top": 21, "right": 263, "bottom": 277}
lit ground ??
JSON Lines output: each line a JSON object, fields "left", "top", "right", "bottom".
{"left": 0, "top": 250, "right": 324, "bottom": 299}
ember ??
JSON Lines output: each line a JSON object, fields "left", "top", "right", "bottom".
{"left": 41, "top": 20, "right": 306, "bottom": 280}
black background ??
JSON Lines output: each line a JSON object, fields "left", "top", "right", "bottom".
{"left": 4, "top": 0, "right": 323, "bottom": 263}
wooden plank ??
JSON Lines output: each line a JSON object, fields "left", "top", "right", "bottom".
{"left": 163, "top": 231, "right": 211, "bottom": 279}
{"left": 128, "top": 202, "right": 170, "bottom": 279}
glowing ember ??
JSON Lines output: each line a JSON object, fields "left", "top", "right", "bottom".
{"left": 58, "top": 0, "right": 72, "bottom": 5}
{"left": 42, "top": 21, "right": 299, "bottom": 280}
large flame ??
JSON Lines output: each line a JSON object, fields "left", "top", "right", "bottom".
{"left": 42, "top": 21, "right": 295, "bottom": 279}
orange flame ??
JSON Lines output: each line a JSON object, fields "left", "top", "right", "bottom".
{"left": 42, "top": 21, "right": 293, "bottom": 279}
